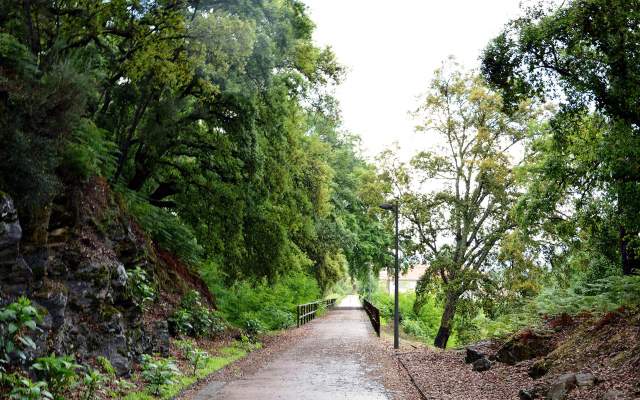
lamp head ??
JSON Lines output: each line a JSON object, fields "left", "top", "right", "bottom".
{"left": 379, "top": 202, "right": 396, "bottom": 211}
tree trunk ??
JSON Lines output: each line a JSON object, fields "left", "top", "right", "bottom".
{"left": 620, "top": 225, "right": 639, "bottom": 275}
{"left": 434, "top": 291, "right": 459, "bottom": 349}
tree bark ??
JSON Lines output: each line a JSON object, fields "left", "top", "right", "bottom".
{"left": 620, "top": 225, "right": 639, "bottom": 275}
{"left": 434, "top": 291, "right": 459, "bottom": 349}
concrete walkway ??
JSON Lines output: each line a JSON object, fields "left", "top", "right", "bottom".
{"left": 193, "top": 295, "right": 389, "bottom": 400}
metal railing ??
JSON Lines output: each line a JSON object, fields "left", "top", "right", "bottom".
{"left": 362, "top": 298, "right": 381, "bottom": 337}
{"left": 296, "top": 298, "right": 336, "bottom": 327}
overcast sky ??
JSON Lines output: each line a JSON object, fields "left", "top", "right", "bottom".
{"left": 303, "top": 0, "right": 523, "bottom": 160}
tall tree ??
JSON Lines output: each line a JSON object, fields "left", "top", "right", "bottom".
{"left": 379, "top": 64, "right": 535, "bottom": 348}
{"left": 482, "top": 0, "right": 640, "bottom": 275}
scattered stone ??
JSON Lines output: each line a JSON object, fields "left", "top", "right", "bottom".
{"left": 602, "top": 389, "right": 627, "bottom": 400}
{"left": 465, "top": 346, "right": 486, "bottom": 364}
{"left": 472, "top": 357, "right": 491, "bottom": 372}
{"left": 529, "top": 358, "right": 551, "bottom": 379}
{"left": 520, "top": 389, "right": 539, "bottom": 400}
{"left": 575, "top": 372, "right": 596, "bottom": 387}
{"left": 546, "top": 373, "right": 576, "bottom": 400}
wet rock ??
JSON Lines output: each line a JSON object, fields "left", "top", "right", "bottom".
{"left": 100, "top": 333, "right": 131, "bottom": 376}
{"left": 546, "top": 373, "right": 576, "bottom": 400}
{"left": 112, "top": 263, "right": 128, "bottom": 288}
{"left": 520, "top": 389, "right": 543, "bottom": 400}
{"left": 36, "top": 286, "right": 68, "bottom": 327}
{"left": 575, "top": 372, "right": 596, "bottom": 387}
{"left": 0, "top": 193, "right": 22, "bottom": 264}
{"left": 602, "top": 390, "right": 627, "bottom": 400}
{"left": 472, "top": 357, "right": 492, "bottom": 372}
{"left": 152, "top": 321, "right": 171, "bottom": 357}
{"left": 529, "top": 358, "right": 551, "bottom": 379}
{"left": 496, "top": 330, "right": 553, "bottom": 365}
{"left": 465, "top": 346, "right": 486, "bottom": 364}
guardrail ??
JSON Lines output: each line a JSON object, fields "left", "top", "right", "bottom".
{"left": 362, "top": 298, "right": 380, "bottom": 337}
{"left": 296, "top": 298, "right": 336, "bottom": 327}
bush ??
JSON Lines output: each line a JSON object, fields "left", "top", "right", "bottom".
{"left": 140, "top": 355, "right": 180, "bottom": 396}
{"left": 81, "top": 369, "right": 104, "bottom": 400}
{"left": 5, "top": 374, "right": 53, "bottom": 400}
{"left": 0, "top": 297, "right": 41, "bottom": 367}
{"left": 31, "top": 354, "right": 80, "bottom": 399}
{"left": 201, "top": 264, "right": 321, "bottom": 333}
{"left": 169, "top": 290, "right": 225, "bottom": 338}
{"left": 126, "top": 267, "right": 156, "bottom": 310}
{"left": 241, "top": 316, "right": 266, "bottom": 337}
{"left": 175, "top": 340, "right": 209, "bottom": 376}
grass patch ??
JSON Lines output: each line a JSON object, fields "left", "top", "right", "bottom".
{"left": 123, "top": 345, "right": 247, "bottom": 400}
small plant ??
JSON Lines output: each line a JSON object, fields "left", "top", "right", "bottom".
{"left": 242, "top": 318, "right": 265, "bottom": 337}
{"left": 82, "top": 369, "right": 104, "bottom": 400}
{"left": 0, "top": 297, "right": 41, "bottom": 366}
{"left": 140, "top": 355, "right": 180, "bottom": 396}
{"left": 169, "top": 290, "right": 225, "bottom": 338}
{"left": 126, "top": 267, "right": 156, "bottom": 310}
{"left": 236, "top": 335, "right": 261, "bottom": 352}
{"left": 108, "top": 378, "right": 135, "bottom": 398}
{"left": 31, "top": 354, "right": 80, "bottom": 399}
{"left": 5, "top": 374, "right": 53, "bottom": 400}
{"left": 169, "top": 309, "right": 193, "bottom": 336}
{"left": 176, "top": 340, "right": 209, "bottom": 375}
{"left": 96, "top": 356, "right": 116, "bottom": 378}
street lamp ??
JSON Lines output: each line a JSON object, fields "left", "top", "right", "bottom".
{"left": 380, "top": 201, "right": 399, "bottom": 350}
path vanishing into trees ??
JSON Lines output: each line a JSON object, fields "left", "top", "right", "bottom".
{"left": 193, "top": 295, "right": 391, "bottom": 400}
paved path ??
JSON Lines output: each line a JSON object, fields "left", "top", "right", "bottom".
{"left": 194, "top": 295, "right": 389, "bottom": 400}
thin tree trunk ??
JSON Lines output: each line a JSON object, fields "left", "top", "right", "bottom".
{"left": 434, "top": 291, "right": 459, "bottom": 349}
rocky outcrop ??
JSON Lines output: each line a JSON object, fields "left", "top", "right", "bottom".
{"left": 495, "top": 329, "right": 554, "bottom": 365}
{"left": 0, "top": 182, "right": 169, "bottom": 376}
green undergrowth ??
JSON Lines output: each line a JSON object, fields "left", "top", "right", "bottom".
{"left": 201, "top": 263, "right": 325, "bottom": 332}
{"left": 123, "top": 345, "right": 250, "bottom": 400}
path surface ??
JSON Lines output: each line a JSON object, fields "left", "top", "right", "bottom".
{"left": 193, "top": 295, "right": 390, "bottom": 400}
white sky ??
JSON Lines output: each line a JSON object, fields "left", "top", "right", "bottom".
{"left": 303, "top": 0, "right": 523, "bottom": 160}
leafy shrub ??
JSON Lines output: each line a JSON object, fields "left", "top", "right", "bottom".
{"left": 169, "top": 291, "right": 225, "bottom": 338}
{"left": 175, "top": 340, "right": 209, "bottom": 376}
{"left": 5, "top": 374, "right": 53, "bottom": 400}
{"left": 240, "top": 315, "right": 265, "bottom": 337}
{"left": 401, "top": 319, "right": 426, "bottom": 338}
{"left": 140, "top": 355, "right": 180, "bottom": 396}
{"left": 201, "top": 264, "right": 321, "bottom": 333}
{"left": 260, "top": 307, "right": 295, "bottom": 330}
{"left": 169, "top": 309, "right": 193, "bottom": 336}
{"left": 31, "top": 354, "right": 80, "bottom": 399}
{"left": 0, "top": 297, "right": 41, "bottom": 367}
{"left": 82, "top": 369, "right": 104, "bottom": 400}
{"left": 108, "top": 378, "right": 136, "bottom": 398}
{"left": 125, "top": 267, "right": 156, "bottom": 310}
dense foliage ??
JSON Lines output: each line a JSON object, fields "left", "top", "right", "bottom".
{"left": 0, "top": 1, "right": 389, "bottom": 298}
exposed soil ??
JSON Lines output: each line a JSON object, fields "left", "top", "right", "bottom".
{"left": 396, "top": 308, "right": 640, "bottom": 400}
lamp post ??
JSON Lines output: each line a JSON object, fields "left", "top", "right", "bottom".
{"left": 380, "top": 201, "right": 399, "bottom": 350}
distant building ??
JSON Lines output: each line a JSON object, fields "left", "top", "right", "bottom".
{"left": 378, "top": 265, "right": 427, "bottom": 294}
